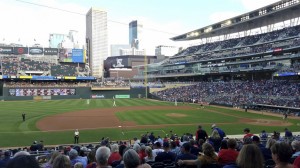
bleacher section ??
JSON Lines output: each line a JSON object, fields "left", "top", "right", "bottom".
{"left": 153, "top": 80, "right": 300, "bottom": 109}
{"left": 0, "top": 55, "right": 89, "bottom": 77}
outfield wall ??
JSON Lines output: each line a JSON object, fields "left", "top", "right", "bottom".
{"left": 2, "top": 87, "right": 148, "bottom": 101}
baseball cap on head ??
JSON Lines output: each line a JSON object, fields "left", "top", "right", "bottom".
{"left": 211, "top": 124, "right": 216, "bottom": 129}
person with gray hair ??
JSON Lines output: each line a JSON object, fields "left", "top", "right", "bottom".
{"left": 123, "top": 149, "right": 151, "bottom": 168}
{"left": 108, "top": 144, "right": 121, "bottom": 165}
{"left": 69, "top": 149, "right": 87, "bottom": 168}
{"left": 95, "top": 146, "right": 112, "bottom": 168}
{"left": 291, "top": 140, "right": 300, "bottom": 157}
{"left": 123, "top": 149, "right": 140, "bottom": 168}
{"left": 13, "top": 151, "right": 30, "bottom": 157}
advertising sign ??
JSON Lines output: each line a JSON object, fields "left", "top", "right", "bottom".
{"left": 13, "top": 47, "right": 28, "bottom": 55}
{"left": 72, "top": 49, "right": 84, "bottom": 63}
{"left": 31, "top": 76, "right": 56, "bottom": 80}
{"left": 115, "top": 95, "right": 130, "bottom": 98}
{"left": 0, "top": 47, "right": 13, "bottom": 54}
{"left": 29, "top": 47, "right": 43, "bottom": 55}
{"left": 44, "top": 48, "right": 58, "bottom": 55}
{"left": 91, "top": 95, "right": 105, "bottom": 99}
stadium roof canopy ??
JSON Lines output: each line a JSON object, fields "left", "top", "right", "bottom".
{"left": 171, "top": 0, "right": 300, "bottom": 41}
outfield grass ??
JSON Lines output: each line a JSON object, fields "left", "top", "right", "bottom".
{"left": 0, "top": 99, "right": 299, "bottom": 148}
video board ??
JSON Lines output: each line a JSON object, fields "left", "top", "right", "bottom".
{"left": 8, "top": 88, "right": 76, "bottom": 96}
{"left": 59, "top": 48, "right": 85, "bottom": 63}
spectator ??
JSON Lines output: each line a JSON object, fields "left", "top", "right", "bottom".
{"left": 86, "top": 149, "right": 97, "bottom": 168}
{"left": 175, "top": 142, "right": 197, "bottom": 163}
{"left": 211, "top": 124, "right": 226, "bottom": 140}
{"left": 152, "top": 141, "right": 164, "bottom": 158}
{"left": 208, "top": 129, "right": 222, "bottom": 152}
{"left": 195, "top": 125, "right": 208, "bottom": 142}
{"left": 155, "top": 141, "right": 176, "bottom": 163}
{"left": 243, "top": 128, "right": 253, "bottom": 140}
{"left": 96, "top": 146, "right": 112, "bottom": 168}
{"left": 170, "top": 141, "right": 181, "bottom": 156}
{"left": 144, "top": 146, "right": 155, "bottom": 162}
{"left": 42, "top": 151, "right": 61, "bottom": 168}
{"left": 291, "top": 140, "right": 300, "bottom": 158}
{"left": 7, "top": 155, "right": 40, "bottom": 168}
{"left": 252, "top": 135, "right": 272, "bottom": 161}
{"left": 52, "top": 154, "right": 71, "bottom": 168}
{"left": 69, "top": 149, "right": 87, "bottom": 168}
{"left": 224, "top": 144, "right": 264, "bottom": 168}
{"left": 293, "top": 155, "right": 300, "bottom": 168}
{"left": 271, "top": 142, "right": 293, "bottom": 168}
{"left": 108, "top": 144, "right": 121, "bottom": 165}
{"left": 0, "top": 151, "right": 11, "bottom": 168}
{"left": 284, "top": 128, "right": 293, "bottom": 142}
{"left": 123, "top": 149, "right": 150, "bottom": 168}
{"left": 218, "top": 138, "right": 239, "bottom": 165}
{"left": 178, "top": 143, "right": 218, "bottom": 167}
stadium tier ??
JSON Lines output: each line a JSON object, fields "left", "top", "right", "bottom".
{"left": 133, "top": 25, "right": 300, "bottom": 80}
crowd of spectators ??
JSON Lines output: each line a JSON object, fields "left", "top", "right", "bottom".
{"left": 92, "top": 80, "right": 130, "bottom": 88}
{"left": 0, "top": 56, "right": 89, "bottom": 77}
{"left": 1, "top": 125, "right": 300, "bottom": 168}
{"left": 130, "top": 81, "right": 165, "bottom": 88}
{"left": 153, "top": 80, "right": 300, "bottom": 108}
{"left": 1, "top": 56, "right": 19, "bottom": 76}
{"left": 19, "top": 58, "right": 50, "bottom": 72}
{"left": 167, "top": 25, "right": 300, "bottom": 65}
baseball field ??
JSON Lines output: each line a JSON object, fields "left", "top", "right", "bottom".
{"left": 0, "top": 98, "right": 299, "bottom": 148}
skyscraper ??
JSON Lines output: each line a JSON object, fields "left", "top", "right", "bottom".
{"left": 129, "top": 20, "right": 142, "bottom": 49}
{"left": 86, "top": 8, "right": 108, "bottom": 78}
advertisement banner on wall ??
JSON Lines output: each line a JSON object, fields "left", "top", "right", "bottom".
{"left": 91, "top": 95, "right": 105, "bottom": 99}
{"left": 115, "top": 95, "right": 130, "bottom": 98}
{"left": 13, "top": 47, "right": 28, "bottom": 55}
{"left": 0, "top": 47, "right": 13, "bottom": 54}
{"left": 29, "top": 47, "right": 44, "bottom": 55}
{"left": 44, "top": 48, "right": 58, "bottom": 55}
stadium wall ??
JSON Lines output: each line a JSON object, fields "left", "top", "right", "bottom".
{"left": 1, "top": 87, "right": 147, "bottom": 101}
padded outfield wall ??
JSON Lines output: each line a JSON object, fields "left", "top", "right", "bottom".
{"left": 1, "top": 87, "right": 148, "bottom": 101}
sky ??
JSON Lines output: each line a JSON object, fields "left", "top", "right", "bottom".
{"left": 0, "top": 0, "right": 279, "bottom": 55}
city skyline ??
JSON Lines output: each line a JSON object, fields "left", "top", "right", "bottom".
{"left": 0, "top": 0, "right": 279, "bottom": 55}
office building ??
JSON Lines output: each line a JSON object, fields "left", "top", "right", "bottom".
{"left": 86, "top": 7, "right": 108, "bottom": 78}
{"left": 129, "top": 20, "right": 143, "bottom": 49}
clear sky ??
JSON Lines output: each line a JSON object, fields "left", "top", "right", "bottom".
{"left": 0, "top": 0, "right": 279, "bottom": 55}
